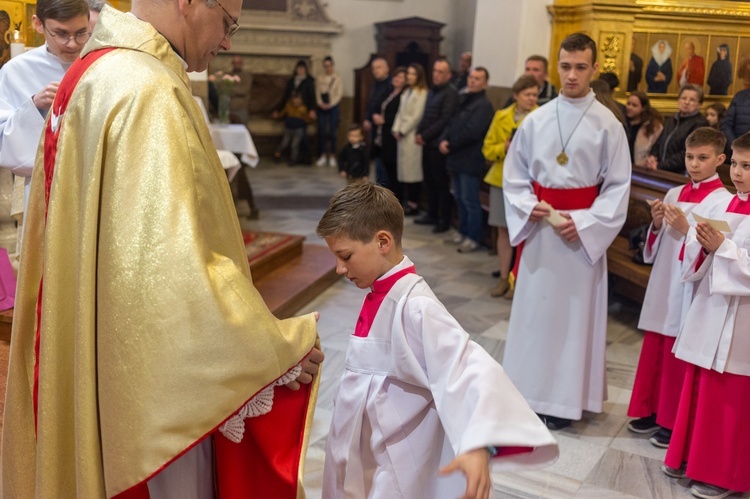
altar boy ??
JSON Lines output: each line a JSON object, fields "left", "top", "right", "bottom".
{"left": 626, "top": 128, "right": 731, "bottom": 448}
{"left": 317, "top": 182, "right": 558, "bottom": 499}
{"left": 663, "top": 133, "right": 750, "bottom": 499}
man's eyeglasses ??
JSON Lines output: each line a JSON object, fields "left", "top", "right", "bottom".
{"left": 43, "top": 24, "right": 91, "bottom": 45}
{"left": 214, "top": 0, "right": 240, "bottom": 39}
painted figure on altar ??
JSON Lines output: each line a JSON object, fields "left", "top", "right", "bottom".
{"left": 646, "top": 40, "right": 673, "bottom": 93}
{"left": 677, "top": 41, "right": 706, "bottom": 87}
{"left": 707, "top": 44, "right": 733, "bottom": 95}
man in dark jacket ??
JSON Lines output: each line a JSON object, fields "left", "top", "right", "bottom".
{"left": 415, "top": 58, "right": 460, "bottom": 233}
{"left": 440, "top": 67, "right": 495, "bottom": 252}
{"left": 722, "top": 86, "right": 750, "bottom": 161}
{"left": 647, "top": 84, "right": 709, "bottom": 173}
{"left": 363, "top": 57, "right": 392, "bottom": 182}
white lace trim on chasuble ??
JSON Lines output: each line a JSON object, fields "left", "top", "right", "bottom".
{"left": 219, "top": 364, "right": 303, "bottom": 443}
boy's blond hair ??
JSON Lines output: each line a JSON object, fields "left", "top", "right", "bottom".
{"left": 317, "top": 182, "right": 404, "bottom": 245}
{"left": 685, "top": 127, "right": 726, "bottom": 155}
{"left": 732, "top": 132, "right": 750, "bottom": 154}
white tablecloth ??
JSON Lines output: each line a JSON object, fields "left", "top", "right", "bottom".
{"left": 208, "top": 124, "right": 259, "bottom": 168}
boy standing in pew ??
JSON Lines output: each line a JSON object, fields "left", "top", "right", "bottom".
{"left": 317, "top": 182, "right": 558, "bottom": 499}
{"left": 627, "top": 127, "right": 732, "bottom": 448}
{"left": 662, "top": 133, "right": 750, "bottom": 499}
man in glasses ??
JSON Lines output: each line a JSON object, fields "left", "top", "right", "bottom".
{"left": 0, "top": 0, "right": 90, "bottom": 264}
{"left": 2, "top": 1, "right": 323, "bottom": 499}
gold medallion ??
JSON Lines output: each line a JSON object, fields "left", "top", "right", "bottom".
{"left": 556, "top": 151, "right": 569, "bottom": 166}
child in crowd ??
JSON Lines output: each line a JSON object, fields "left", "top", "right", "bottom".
{"left": 663, "top": 132, "right": 750, "bottom": 499}
{"left": 627, "top": 127, "right": 732, "bottom": 448}
{"left": 316, "top": 182, "right": 558, "bottom": 499}
{"left": 273, "top": 91, "right": 310, "bottom": 165}
{"left": 337, "top": 123, "right": 369, "bottom": 182}
{"left": 705, "top": 102, "right": 726, "bottom": 131}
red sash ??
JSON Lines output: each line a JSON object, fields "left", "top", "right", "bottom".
{"left": 509, "top": 182, "right": 600, "bottom": 288}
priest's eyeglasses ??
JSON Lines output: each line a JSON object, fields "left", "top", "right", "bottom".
{"left": 43, "top": 24, "right": 91, "bottom": 45}
{"left": 214, "top": 0, "right": 240, "bottom": 39}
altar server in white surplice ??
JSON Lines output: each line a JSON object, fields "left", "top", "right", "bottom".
{"left": 502, "top": 33, "right": 631, "bottom": 430}
{"left": 317, "top": 182, "right": 558, "bottom": 499}
{"left": 663, "top": 134, "right": 750, "bottom": 499}
{"left": 0, "top": 0, "right": 90, "bottom": 261}
{"left": 626, "top": 127, "right": 731, "bottom": 448}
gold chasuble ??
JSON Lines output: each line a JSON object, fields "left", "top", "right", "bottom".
{"left": 2, "top": 7, "right": 319, "bottom": 498}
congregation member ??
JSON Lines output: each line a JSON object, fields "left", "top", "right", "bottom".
{"left": 451, "top": 51, "right": 472, "bottom": 92}
{"left": 317, "top": 182, "right": 559, "bottom": 499}
{"left": 722, "top": 83, "right": 750, "bottom": 161}
{"left": 273, "top": 60, "right": 316, "bottom": 164}
{"left": 0, "top": 0, "right": 90, "bottom": 263}
{"left": 705, "top": 102, "right": 726, "bottom": 131}
{"left": 625, "top": 91, "right": 664, "bottom": 167}
{"left": 441, "top": 67, "right": 494, "bottom": 253}
{"left": 414, "top": 58, "right": 459, "bottom": 234}
{"left": 392, "top": 63, "right": 428, "bottom": 216}
{"left": 482, "top": 74, "right": 538, "bottom": 298}
{"left": 627, "top": 128, "right": 731, "bottom": 449}
{"left": 647, "top": 84, "right": 709, "bottom": 173}
{"left": 371, "top": 66, "right": 406, "bottom": 202}
{"left": 315, "top": 55, "right": 343, "bottom": 168}
{"left": 228, "top": 54, "right": 251, "bottom": 124}
{"left": 363, "top": 56, "right": 392, "bottom": 184}
{"left": 504, "top": 55, "right": 557, "bottom": 108}
{"left": 2, "top": 2, "right": 324, "bottom": 497}
{"left": 502, "top": 33, "right": 631, "bottom": 430}
{"left": 663, "top": 133, "right": 750, "bottom": 499}
{"left": 337, "top": 123, "right": 369, "bottom": 183}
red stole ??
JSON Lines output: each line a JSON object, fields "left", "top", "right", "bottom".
{"left": 509, "top": 182, "right": 600, "bottom": 288}
{"left": 355, "top": 265, "right": 416, "bottom": 337}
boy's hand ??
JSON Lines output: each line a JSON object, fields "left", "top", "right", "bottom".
{"left": 650, "top": 199, "right": 664, "bottom": 230}
{"left": 664, "top": 204, "right": 689, "bottom": 235}
{"left": 696, "top": 222, "right": 725, "bottom": 253}
{"left": 438, "top": 448, "right": 491, "bottom": 499}
{"left": 557, "top": 212, "right": 579, "bottom": 243}
{"left": 529, "top": 203, "right": 551, "bottom": 222}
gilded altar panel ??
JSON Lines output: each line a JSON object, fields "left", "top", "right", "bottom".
{"left": 548, "top": 0, "right": 750, "bottom": 113}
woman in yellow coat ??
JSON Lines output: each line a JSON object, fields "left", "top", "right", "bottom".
{"left": 482, "top": 75, "right": 539, "bottom": 298}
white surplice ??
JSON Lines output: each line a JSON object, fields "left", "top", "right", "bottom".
{"left": 674, "top": 193, "right": 750, "bottom": 376}
{"left": 0, "top": 44, "right": 71, "bottom": 214}
{"left": 324, "top": 257, "right": 559, "bottom": 499}
{"left": 638, "top": 178, "right": 732, "bottom": 337}
{"left": 501, "top": 90, "right": 631, "bottom": 420}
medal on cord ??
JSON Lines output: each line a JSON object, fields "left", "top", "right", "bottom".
{"left": 556, "top": 96, "right": 595, "bottom": 166}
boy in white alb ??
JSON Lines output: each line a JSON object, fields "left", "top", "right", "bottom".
{"left": 627, "top": 128, "right": 732, "bottom": 448}
{"left": 317, "top": 182, "right": 559, "bottom": 499}
{"left": 662, "top": 133, "right": 750, "bottom": 499}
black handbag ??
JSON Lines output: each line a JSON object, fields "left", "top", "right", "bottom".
{"left": 627, "top": 224, "right": 652, "bottom": 265}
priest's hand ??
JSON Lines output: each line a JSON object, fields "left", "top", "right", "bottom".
{"left": 696, "top": 222, "right": 724, "bottom": 253}
{"left": 32, "top": 81, "right": 60, "bottom": 112}
{"left": 664, "top": 204, "right": 689, "bottom": 235}
{"left": 557, "top": 213, "right": 579, "bottom": 243}
{"left": 438, "top": 448, "right": 491, "bottom": 499}
{"left": 529, "top": 203, "right": 551, "bottom": 222}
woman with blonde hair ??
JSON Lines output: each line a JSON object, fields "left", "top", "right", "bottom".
{"left": 392, "top": 63, "right": 428, "bottom": 215}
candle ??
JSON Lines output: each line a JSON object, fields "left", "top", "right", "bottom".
{"left": 9, "top": 43, "right": 24, "bottom": 59}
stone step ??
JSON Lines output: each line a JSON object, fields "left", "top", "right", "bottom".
{"left": 246, "top": 231, "right": 304, "bottom": 282}
{"left": 255, "top": 244, "right": 340, "bottom": 319}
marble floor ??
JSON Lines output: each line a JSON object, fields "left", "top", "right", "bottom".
{"left": 242, "top": 162, "right": 748, "bottom": 499}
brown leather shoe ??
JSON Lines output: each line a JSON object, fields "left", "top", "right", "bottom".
{"left": 490, "top": 279, "right": 510, "bottom": 297}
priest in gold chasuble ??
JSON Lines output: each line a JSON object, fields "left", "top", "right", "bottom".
{"left": 1, "top": 2, "right": 322, "bottom": 498}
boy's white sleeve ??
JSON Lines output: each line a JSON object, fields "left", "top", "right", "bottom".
{"left": 397, "top": 295, "right": 559, "bottom": 471}
{"left": 711, "top": 235, "right": 750, "bottom": 296}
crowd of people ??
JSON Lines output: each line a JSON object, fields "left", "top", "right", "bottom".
{"left": 0, "top": 0, "right": 748, "bottom": 497}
